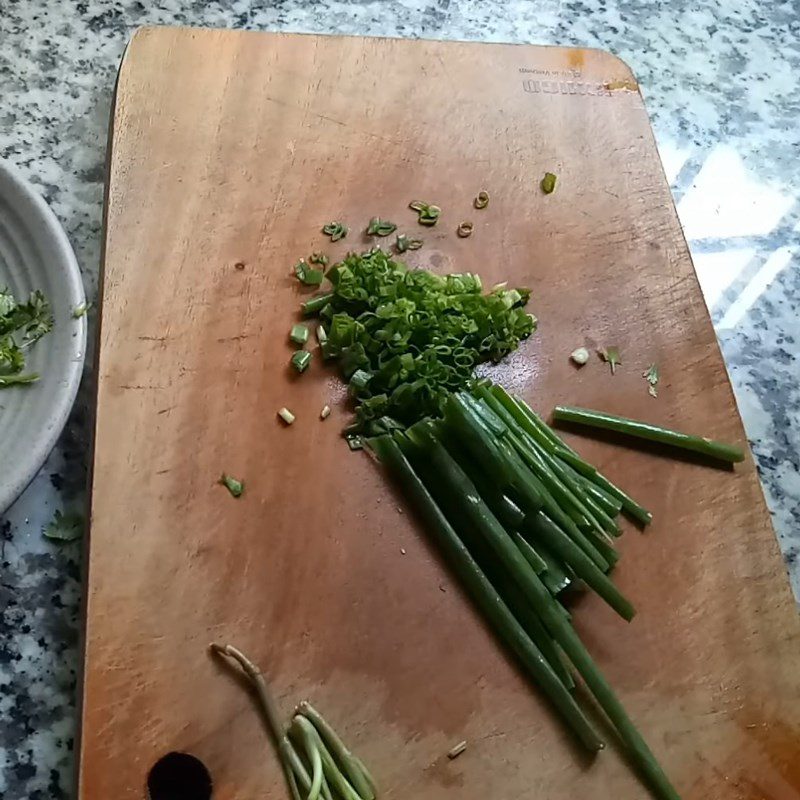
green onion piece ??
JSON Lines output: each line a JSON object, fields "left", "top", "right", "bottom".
{"left": 291, "top": 350, "right": 312, "bottom": 373}
{"left": 525, "top": 569, "right": 681, "bottom": 800}
{"left": 347, "top": 435, "right": 364, "bottom": 451}
{"left": 72, "top": 302, "right": 92, "bottom": 318}
{"left": 278, "top": 407, "right": 296, "bottom": 425}
{"left": 301, "top": 292, "right": 334, "bottom": 317}
{"left": 366, "top": 217, "right": 397, "bottom": 237}
{"left": 316, "top": 326, "right": 328, "bottom": 345}
{"left": 474, "top": 191, "right": 489, "bottom": 209}
{"left": 368, "top": 434, "right": 604, "bottom": 752}
{"left": 290, "top": 324, "right": 309, "bottom": 346}
{"left": 410, "top": 201, "right": 441, "bottom": 226}
{"left": 308, "top": 252, "right": 329, "bottom": 267}
{"left": 492, "top": 385, "right": 652, "bottom": 525}
{"left": 394, "top": 234, "right": 423, "bottom": 253}
{"left": 349, "top": 369, "right": 371, "bottom": 393}
{"left": 528, "top": 511, "right": 634, "bottom": 620}
{"left": 570, "top": 347, "right": 589, "bottom": 366}
{"left": 541, "top": 172, "right": 557, "bottom": 194}
{"left": 294, "top": 260, "right": 325, "bottom": 286}
{"left": 296, "top": 702, "right": 376, "bottom": 800}
{"left": 457, "top": 221, "right": 474, "bottom": 238}
{"left": 219, "top": 473, "right": 244, "bottom": 498}
{"left": 321, "top": 221, "right": 348, "bottom": 242}
{"left": 553, "top": 405, "right": 745, "bottom": 464}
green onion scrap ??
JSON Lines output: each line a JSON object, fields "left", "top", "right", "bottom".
{"left": 394, "top": 234, "right": 423, "bottom": 253}
{"left": 541, "top": 172, "right": 557, "bottom": 194}
{"left": 219, "top": 473, "right": 244, "bottom": 498}
{"left": 473, "top": 191, "right": 489, "bottom": 209}
{"left": 322, "top": 221, "right": 348, "bottom": 242}
{"left": 211, "top": 643, "right": 377, "bottom": 800}
{"left": 409, "top": 201, "right": 441, "bottom": 226}
{"left": 366, "top": 218, "right": 397, "bottom": 237}
{"left": 295, "top": 260, "right": 325, "bottom": 286}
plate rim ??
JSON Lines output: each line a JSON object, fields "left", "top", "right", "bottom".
{"left": 0, "top": 160, "right": 87, "bottom": 514}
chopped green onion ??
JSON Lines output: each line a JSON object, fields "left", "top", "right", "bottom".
{"left": 409, "top": 201, "right": 441, "bottom": 226}
{"left": 308, "top": 252, "right": 329, "bottom": 267}
{"left": 366, "top": 217, "right": 397, "bottom": 236}
{"left": 552, "top": 405, "right": 745, "bottom": 463}
{"left": 473, "top": 191, "right": 489, "bottom": 209}
{"left": 570, "top": 347, "right": 589, "bottom": 366}
{"left": 457, "top": 221, "right": 474, "bottom": 238}
{"left": 302, "top": 292, "right": 334, "bottom": 317}
{"left": 395, "top": 234, "right": 423, "bottom": 253}
{"left": 72, "top": 302, "right": 92, "bottom": 318}
{"left": 347, "top": 435, "right": 364, "bottom": 451}
{"left": 289, "top": 324, "right": 309, "bottom": 346}
{"left": 219, "top": 473, "right": 244, "bottom": 498}
{"left": 291, "top": 351, "right": 312, "bottom": 373}
{"left": 294, "top": 260, "right": 325, "bottom": 286}
{"left": 447, "top": 741, "right": 467, "bottom": 759}
{"left": 316, "top": 325, "right": 328, "bottom": 345}
{"left": 321, "top": 221, "right": 348, "bottom": 242}
{"left": 278, "top": 407, "right": 296, "bottom": 425}
{"left": 541, "top": 172, "right": 557, "bottom": 194}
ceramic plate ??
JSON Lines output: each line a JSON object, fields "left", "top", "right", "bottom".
{"left": 0, "top": 161, "right": 87, "bottom": 514}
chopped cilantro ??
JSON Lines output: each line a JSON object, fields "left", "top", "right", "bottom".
{"left": 643, "top": 363, "right": 659, "bottom": 397}
{"left": 43, "top": 510, "right": 84, "bottom": 541}
{"left": 0, "top": 287, "right": 52, "bottom": 388}
{"left": 598, "top": 346, "right": 621, "bottom": 374}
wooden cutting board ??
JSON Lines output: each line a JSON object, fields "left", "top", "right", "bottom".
{"left": 81, "top": 27, "right": 800, "bottom": 800}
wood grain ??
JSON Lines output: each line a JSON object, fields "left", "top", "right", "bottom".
{"left": 81, "top": 27, "right": 800, "bottom": 800}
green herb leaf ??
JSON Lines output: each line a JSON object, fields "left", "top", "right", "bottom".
{"left": 72, "top": 302, "right": 92, "bottom": 318}
{"left": 294, "top": 260, "right": 325, "bottom": 286}
{"left": 366, "top": 217, "right": 397, "bottom": 237}
{"left": 643, "top": 363, "right": 659, "bottom": 397}
{"left": 541, "top": 172, "right": 557, "bottom": 194}
{"left": 598, "top": 346, "right": 621, "bottom": 374}
{"left": 0, "top": 372, "right": 39, "bottom": 387}
{"left": 219, "top": 473, "right": 244, "bottom": 498}
{"left": 0, "top": 288, "right": 17, "bottom": 318}
{"left": 0, "top": 336, "right": 24, "bottom": 375}
{"left": 43, "top": 510, "right": 84, "bottom": 541}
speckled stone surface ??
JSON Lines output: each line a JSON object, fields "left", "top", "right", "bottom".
{"left": 1, "top": 0, "right": 798, "bottom": 796}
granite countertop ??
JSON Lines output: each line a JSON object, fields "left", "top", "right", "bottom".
{"left": 1, "top": 0, "right": 798, "bottom": 796}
